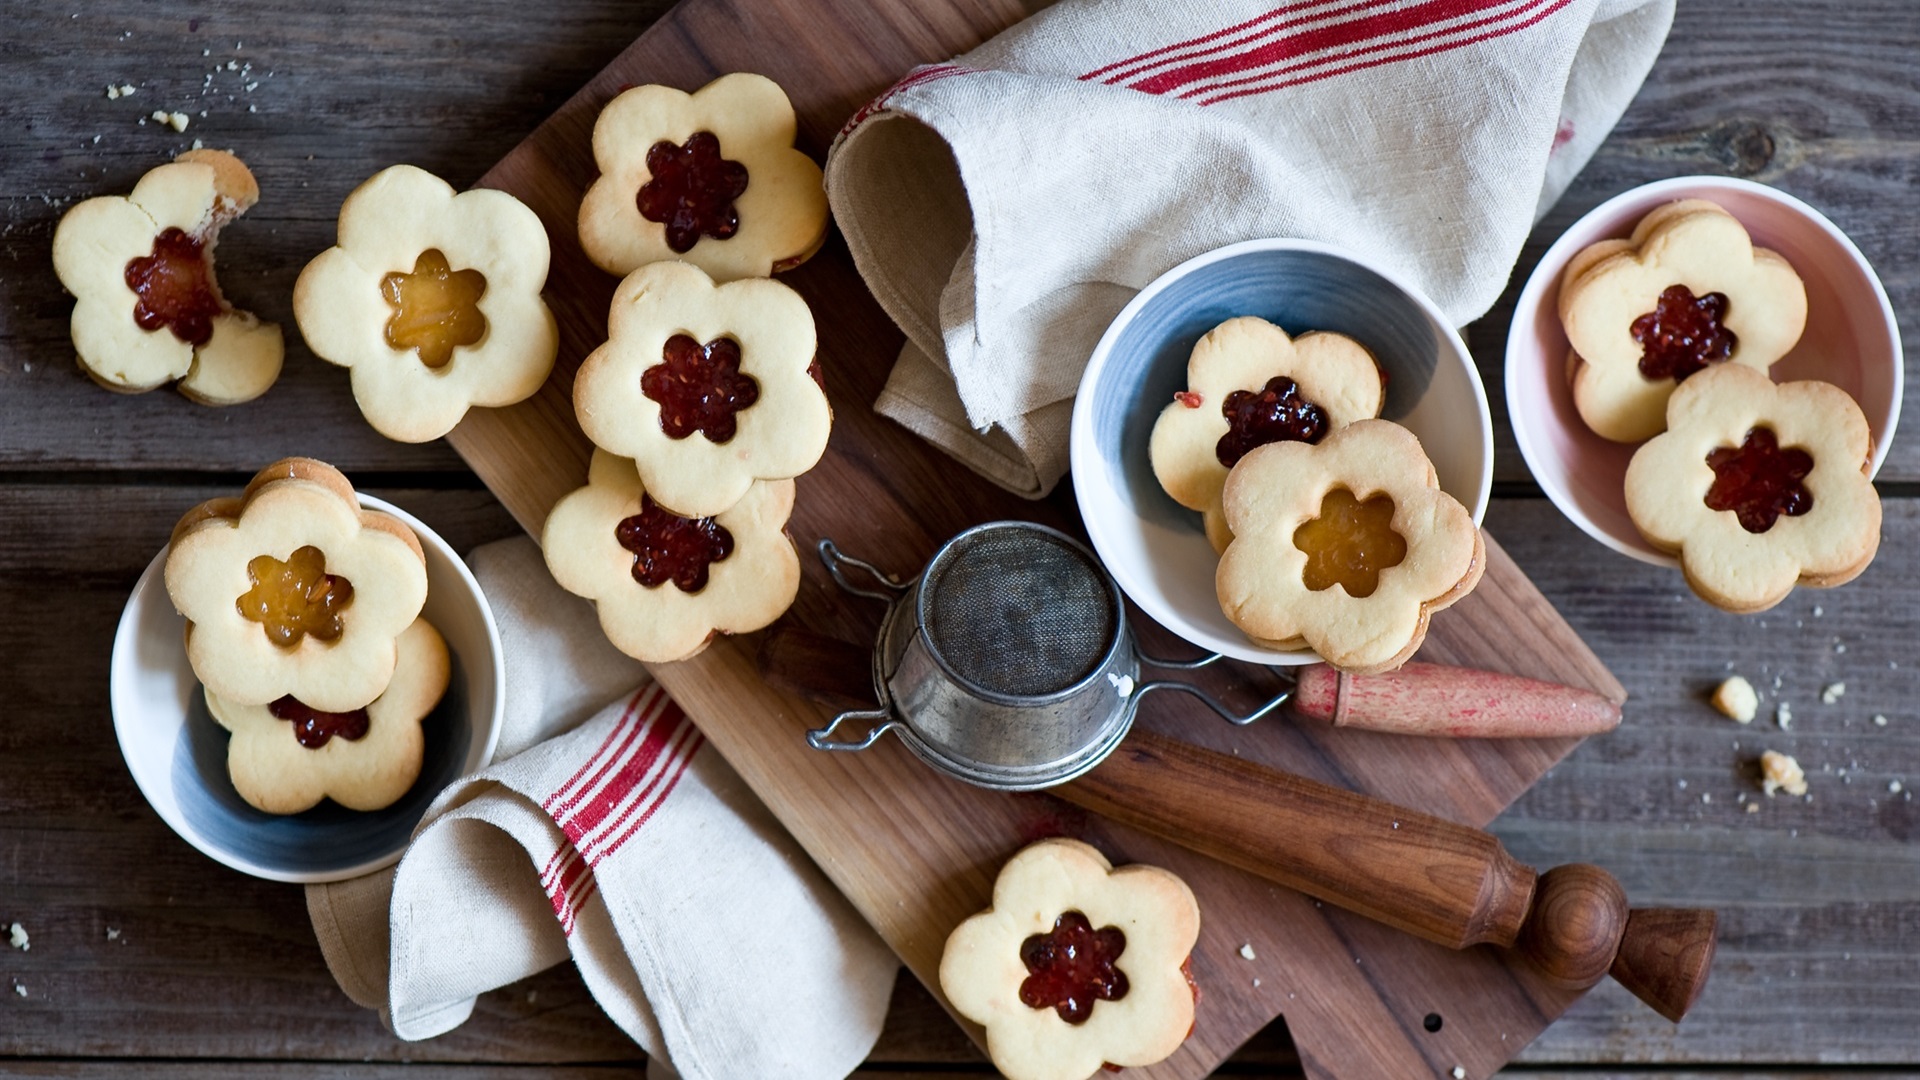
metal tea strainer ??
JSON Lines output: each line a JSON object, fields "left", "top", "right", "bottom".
{"left": 806, "top": 521, "right": 1290, "bottom": 790}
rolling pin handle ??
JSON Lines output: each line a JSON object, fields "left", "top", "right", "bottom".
{"left": 1291, "top": 662, "right": 1623, "bottom": 739}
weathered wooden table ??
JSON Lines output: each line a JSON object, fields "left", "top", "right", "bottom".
{"left": 3, "top": 2, "right": 1916, "bottom": 1076}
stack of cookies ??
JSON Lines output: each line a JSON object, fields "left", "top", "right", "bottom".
{"left": 163, "top": 459, "right": 448, "bottom": 815}
{"left": 542, "top": 75, "right": 835, "bottom": 663}
{"left": 1559, "top": 199, "right": 1881, "bottom": 613}
{"left": 1148, "top": 317, "right": 1483, "bottom": 675}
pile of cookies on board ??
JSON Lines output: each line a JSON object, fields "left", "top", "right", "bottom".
{"left": 1561, "top": 199, "right": 1881, "bottom": 612}
{"left": 1147, "top": 316, "right": 1483, "bottom": 675}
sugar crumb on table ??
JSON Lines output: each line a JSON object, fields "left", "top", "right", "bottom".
{"left": 6, "top": 922, "right": 26, "bottom": 951}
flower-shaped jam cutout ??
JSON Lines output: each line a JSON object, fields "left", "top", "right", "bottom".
{"left": 295, "top": 165, "right": 558, "bottom": 443}
{"left": 205, "top": 618, "right": 448, "bottom": 814}
{"left": 637, "top": 132, "right": 749, "bottom": 254}
{"left": 1150, "top": 317, "right": 1383, "bottom": 554}
{"left": 51, "top": 149, "right": 283, "bottom": 405}
{"left": 1560, "top": 199, "right": 1806, "bottom": 443}
{"left": 1625, "top": 364, "right": 1880, "bottom": 613}
{"left": 542, "top": 449, "right": 799, "bottom": 663}
{"left": 616, "top": 495, "right": 735, "bottom": 591}
{"left": 1293, "top": 488, "right": 1407, "bottom": 597}
{"left": 380, "top": 248, "right": 488, "bottom": 370}
{"left": 1705, "top": 427, "right": 1813, "bottom": 534}
{"left": 239, "top": 545, "right": 355, "bottom": 647}
{"left": 580, "top": 73, "right": 828, "bottom": 282}
{"left": 1018, "top": 911, "right": 1129, "bottom": 1024}
{"left": 643, "top": 334, "right": 761, "bottom": 443}
{"left": 1633, "top": 284, "right": 1735, "bottom": 381}
{"left": 166, "top": 458, "right": 429, "bottom": 713}
{"left": 1217, "top": 420, "right": 1482, "bottom": 674}
{"left": 574, "top": 261, "right": 829, "bottom": 517}
{"left": 940, "top": 839, "right": 1200, "bottom": 1080}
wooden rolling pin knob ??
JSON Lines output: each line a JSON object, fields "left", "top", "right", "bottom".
{"left": 1292, "top": 662, "right": 1622, "bottom": 738}
{"left": 1060, "top": 730, "right": 1716, "bottom": 1021}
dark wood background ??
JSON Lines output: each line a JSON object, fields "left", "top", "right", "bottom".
{"left": 2, "top": 1, "right": 1916, "bottom": 1076}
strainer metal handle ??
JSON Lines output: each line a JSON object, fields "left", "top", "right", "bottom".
{"left": 1132, "top": 648, "right": 1294, "bottom": 726}
{"left": 817, "top": 539, "right": 908, "bottom": 601}
{"left": 807, "top": 707, "right": 901, "bottom": 752}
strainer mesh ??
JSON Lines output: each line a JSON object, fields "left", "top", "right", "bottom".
{"left": 920, "top": 527, "right": 1118, "bottom": 698}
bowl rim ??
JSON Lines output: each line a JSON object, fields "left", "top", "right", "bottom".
{"left": 1070, "top": 235, "right": 1494, "bottom": 665}
{"left": 1504, "top": 174, "right": 1906, "bottom": 568}
{"left": 109, "top": 493, "right": 505, "bottom": 884}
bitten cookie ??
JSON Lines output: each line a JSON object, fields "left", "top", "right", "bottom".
{"left": 1561, "top": 199, "right": 1807, "bottom": 443}
{"left": 578, "top": 73, "right": 828, "bottom": 282}
{"left": 1148, "top": 317, "right": 1384, "bottom": 553}
{"left": 940, "top": 839, "right": 1200, "bottom": 1080}
{"left": 573, "top": 260, "right": 830, "bottom": 517}
{"left": 1624, "top": 363, "right": 1880, "bottom": 613}
{"left": 51, "top": 149, "right": 283, "bottom": 404}
{"left": 165, "top": 458, "right": 429, "bottom": 713}
{"left": 205, "top": 617, "right": 448, "bottom": 814}
{"left": 541, "top": 448, "right": 800, "bottom": 663}
{"left": 1216, "top": 419, "right": 1483, "bottom": 674}
{"left": 294, "top": 164, "right": 559, "bottom": 443}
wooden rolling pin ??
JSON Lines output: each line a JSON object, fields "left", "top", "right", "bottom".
{"left": 1288, "top": 661, "right": 1620, "bottom": 737}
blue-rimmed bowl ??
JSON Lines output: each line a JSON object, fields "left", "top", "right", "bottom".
{"left": 1070, "top": 238, "right": 1493, "bottom": 665}
{"left": 110, "top": 495, "right": 504, "bottom": 883}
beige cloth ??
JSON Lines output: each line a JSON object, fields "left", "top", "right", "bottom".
{"left": 306, "top": 538, "right": 896, "bottom": 1080}
{"left": 827, "top": 0, "right": 1675, "bottom": 496}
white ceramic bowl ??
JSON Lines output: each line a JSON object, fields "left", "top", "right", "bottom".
{"left": 1070, "top": 238, "right": 1493, "bottom": 666}
{"left": 1506, "top": 175, "right": 1903, "bottom": 566}
{"left": 110, "top": 495, "right": 504, "bottom": 883}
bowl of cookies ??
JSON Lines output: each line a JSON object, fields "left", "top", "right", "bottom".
{"left": 1070, "top": 238, "right": 1493, "bottom": 669}
{"left": 110, "top": 459, "right": 505, "bottom": 883}
{"left": 1506, "top": 176, "right": 1902, "bottom": 612}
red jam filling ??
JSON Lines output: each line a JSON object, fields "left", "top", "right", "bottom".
{"left": 1174, "top": 390, "right": 1203, "bottom": 409}
{"left": 267, "top": 696, "right": 371, "bottom": 749}
{"left": 1215, "top": 376, "right": 1329, "bottom": 468}
{"left": 1018, "top": 910, "right": 1129, "bottom": 1025}
{"left": 125, "top": 227, "right": 222, "bottom": 346}
{"left": 1705, "top": 426, "right": 1814, "bottom": 534}
{"left": 642, "top": 334, "right": 760, "bottom": 443}
{"left": 637, "top": 131, "right": 749, "bottom": 254}
{"left": 1632, "top": 284, "right": 1737, "bottom": 382}
{"left": 615, "top": 495, "right": 734, "bottom": 592}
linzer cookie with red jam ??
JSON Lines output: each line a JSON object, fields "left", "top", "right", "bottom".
{"left": 1148, "top": 316, "right": 1384, "bottom": 552}
{"left": 1216, "top": 419, "right": 1483, "bottom": 674}
{"left": 541, "top": 448, "right": 800, "bottom": 663}
{"left": 51, "top": 149, "right": 283, "bottom": 404}
{"left": 1625, "top": 363, "right": 1880, "bottom": 613}
{"left": 940, "top": 838, "right": 1200, "bottom": 1080}
{"left": 294, "top": 165, "right": 559, "bottom": 443}
{"left": 165, "top": 458, "right": 429, "bottom": 713}
{"left": 572, "top": 261, "right": 830, "bottom": 517}
{"left": 578, "top": 73, "right": 828, "bottom": 282}
{"left": 1560, "top": 199, "right": 1807, "bottom": 443}
{"left": 205, "top": 617, "right": 448, "bottom": 814}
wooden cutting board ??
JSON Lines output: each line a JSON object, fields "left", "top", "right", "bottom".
{"left": 450, "top": 0, "right": 1628, "bottom": 1075}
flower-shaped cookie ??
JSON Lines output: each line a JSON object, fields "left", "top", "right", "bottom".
{"left": 541, "top": 448, "right": 800, "bottom": 663}
{"left": 578, "top": 73, "right": 828, "bottom": 282}
{"left": 1562, "top": 199, "right": 1807, "bottom": 443}
{"left": 51, "top": 148, "right": 283, "bottom": 405}
{"left": 294, "top": 165, "right": 559, "bottom": 443}
{"left": 573, "top": 260, "right": 830, "bottom": 517}
{"left": 1216, "top": 419, "right": 1483, "bottom": 674}
{"left": 1625, "top": 363, "right": 1880, "bottom": 613}
{"left": 1149, "top": 317, "right": 1383, "bottom": 553}
{"left": 940, "top": 839, "right": 1199, "bottom": 1080}
{"left": 205, "top": 617, "right": 448, "bottom": 814}
{"left": 166, "top": 458, "right": 430, "bottom": 713}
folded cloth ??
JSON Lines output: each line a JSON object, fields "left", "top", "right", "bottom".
{"left": 826, "top": 0, "right": 1675, "bottom": 497}
{"left": 305, "top": 537, "right": 897, "bottom": 1080}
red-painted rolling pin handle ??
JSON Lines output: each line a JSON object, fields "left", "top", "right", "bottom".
{"left": 1289, "top": 662, "right": 1622, "bottom": 738}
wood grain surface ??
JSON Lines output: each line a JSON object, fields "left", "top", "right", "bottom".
{"left": 1, "top": 0, "right": 1918, "bottom": 1076}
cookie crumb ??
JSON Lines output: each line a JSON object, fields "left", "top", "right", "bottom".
{"left": 1252, "top": 977, "right": 1261, "bottom": 988}
{"left": 1813, "top": 605, "right": 1823, "bottom": 617}
{"left": 7, "top": 923, "right": 26, "bottom": 951}
{"left": 1892, "top": 780, "right": 1904, "bottom": 794}
{"left": 1712, "top": 676, "right": 1758, "bottom": 723}
{"left": 105, "top": 927, "right": 120, "bottom": 941}
{"left": 1452, "top": 1067, "right": 1467, "bottom": 1079}
{"left": 1776, "top": 702, "right": 1792, "bottom": 730}
{"left": 11, "top": 983, "right": 24, "bottom": 998}
{"left": 1761, "top": 750, "right": 1808, "bottom": 797}
{"left": 526, "top": 989, "right": 538, "bottom": 1003}
{"left": 1874, "top": 714, "right": 1890, "bottom": 727}
{"left": 1822, "top": 682, "right": 1846, "bottom": 705}
{"left": 1702, "top": 793, "right": 1711, "bottom": 804}
{"left": 151, "top": 110, "right": 189, "bottom": 133}
{"left": 1746, "top": 802, "right": 1760, "bottom": 814}
{"left": 1238, "top": 943, "right": 1256, "bottom": 961}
